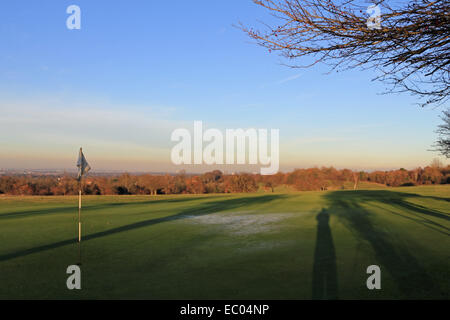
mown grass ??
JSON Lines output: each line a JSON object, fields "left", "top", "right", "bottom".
{"left": 0, "top": 185, "right": 448, "bottom": 299}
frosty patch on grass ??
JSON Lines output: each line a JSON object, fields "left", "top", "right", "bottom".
{"left": 185, "top": 212, "right": 294, "bottom": 235}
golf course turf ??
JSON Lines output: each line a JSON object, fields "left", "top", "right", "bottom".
{"left": 0, "top": 185, "right": 449, "bottom": 299}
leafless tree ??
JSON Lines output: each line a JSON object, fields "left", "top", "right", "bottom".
{"left": 240, "top": 0, "right": 449, "bottom": 107}
{"left": 433, "top": 109, "right": 450, "bottom": 157}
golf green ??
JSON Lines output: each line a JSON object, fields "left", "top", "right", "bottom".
{"left": 0, "top": 185, "right": 449, "bottom": 299}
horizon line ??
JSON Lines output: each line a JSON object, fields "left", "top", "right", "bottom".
{"left": 1, "top": 164, "right": 447, "bottom": 175}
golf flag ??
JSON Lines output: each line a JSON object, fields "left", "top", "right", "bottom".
{"left": 77, "top": 148, "right": 91, "bottom": 181}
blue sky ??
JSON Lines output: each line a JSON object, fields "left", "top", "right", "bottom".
{"left": 0, "top": 0, "right": 447, "bottom": 172}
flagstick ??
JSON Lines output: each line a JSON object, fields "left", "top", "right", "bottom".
{"left": 76, "top": 147, "right": 90, "bottom": 266}
{"left": 78, "top": 179, "right": 82, "bottom": 265}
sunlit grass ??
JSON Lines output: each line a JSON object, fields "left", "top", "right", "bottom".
{"left": 0, "top": 185, "right": 448, "bottom": 299}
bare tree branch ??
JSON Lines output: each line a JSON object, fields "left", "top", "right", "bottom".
{"left": 433, "top": 108, "right": 450, "bottom": 157}
{"left": 240, "top": 0, "right": 450, "bottom": 107}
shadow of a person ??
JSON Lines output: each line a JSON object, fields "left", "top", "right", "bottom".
{"left": 312, "top": 208, "right": 338, "bottom": 299}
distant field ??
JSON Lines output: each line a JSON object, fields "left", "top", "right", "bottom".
{"left": 0, "top": 185, "right": 449, "bottom": 299}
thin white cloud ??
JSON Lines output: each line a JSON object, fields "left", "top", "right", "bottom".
{"left": 276, "top": 73, "right": 302, "bottom": 85}
{"left": 0, "top": 97, "right": 192, "bottom": 170}
{"left": 260, "top": 73, "right": 302, "bottom": 88}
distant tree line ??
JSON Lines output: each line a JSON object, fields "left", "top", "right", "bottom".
{"left": 0, "top": 164, "right": 448, "bottom": 196}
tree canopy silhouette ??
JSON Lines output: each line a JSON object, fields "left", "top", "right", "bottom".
{"left": 434, "top": 109, "right": 450, "bottom": 157}
{"left": 241, "top": 0, "right": 449, "bottom": 107}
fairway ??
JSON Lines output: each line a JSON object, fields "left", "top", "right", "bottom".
{"left": 0, "top": 185, "right": 449, "bottom": 299}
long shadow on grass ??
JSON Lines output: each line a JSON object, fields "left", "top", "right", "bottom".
{"left": 368, "top": 203, "right": 449, "bottom": 236}
{"left": 0, "top": 194, "right": 287, "bottom": 262}
{"left": 325, "top": 190, "right": 441, "bottom": 298}
{"left": 347, "top": 190, "right": 450, "bottom": 222}
{"left": 0, "top": 196, "right": 222, "bottom": 220}
{"left": 336, "top": 190, "right": 450, "bottom": 235}
{"left": 312, "top": 208, "right": 338, "bottom": 299}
